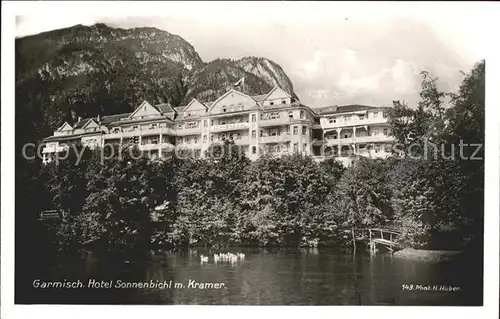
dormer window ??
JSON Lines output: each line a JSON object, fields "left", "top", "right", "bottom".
{"left": 282, "top": 100, "right": 286, "bottom": 104}
{"left": 223, "top": 108, "right": 227, "bottom": 113}
{"left": 270, "top": 102, "right": 274, "bottom": 106}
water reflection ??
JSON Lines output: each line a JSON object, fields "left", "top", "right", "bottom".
{"left": 17, "top": 248, "right": 481, "bottom": 305}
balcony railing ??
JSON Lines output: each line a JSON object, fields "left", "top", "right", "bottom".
{"left": 211, "top": 122, "right": 250, "bottom": 132}
{"left": 320, "top": 117, "right": 389, "bottom": 129}
{"left": 176, "top": 127, "right": 202, "bottom": 136}
{"left": 324, "top": 134, "right": 394, "bottom": 145}
{"left": 259, "top": 117, "right": 287, "bottom": 127}
{"left": 259, "top": 134, "right": 292, "bottom": 144}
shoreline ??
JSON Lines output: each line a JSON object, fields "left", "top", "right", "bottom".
{"left": 393, "top": 248, "right": 461, "bottom": 262}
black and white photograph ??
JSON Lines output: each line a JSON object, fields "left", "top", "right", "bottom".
{"left": 2, "top": 1, "right": 499, "bottom": 318}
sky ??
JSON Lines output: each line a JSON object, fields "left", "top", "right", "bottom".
{"left": 14, "top": 2, "right": 489, "bottom": 108}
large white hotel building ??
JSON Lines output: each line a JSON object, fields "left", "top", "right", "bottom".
{"left": 42, "top": 86, "right": 394, "bottom": 166}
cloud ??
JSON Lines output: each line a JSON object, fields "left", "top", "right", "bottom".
{"left": 15, "top": 13, "right": 483, "bottom": 108}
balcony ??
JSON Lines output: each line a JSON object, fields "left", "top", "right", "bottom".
{"left": 324, "top": 134, "right": 394, "bottom": 146}
{"left": 259, "top": 117, "right": 288, "bottom": 127}
{"left": 320, "top": 117, "right": 389, "bottom": 129}
{"left": 325, "top": 137, "right": 355, "bottom": 145}
{"left": 42, "top": 144, "right": 69, "bottom": 154}
{"left": 106, "top": 127, "right": 175, "bottom": 139}
{"left": 354, "top": 135, "right": 395, "bottom": 144}
{"left": 260, "top": 134, "right": 292, "bottom": 144}
{"left": 211, "top": 122, "right": 250, "bottom": 132}
{"left": 176, "top": 127, "right": 202, "bottom": 136}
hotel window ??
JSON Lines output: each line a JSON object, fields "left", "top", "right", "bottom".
{"left": 203, "top": 135, "right": 207, "bottom": 142}
{"left": 329, "top": 118, "right": 336, "bottom": 124}
{"left": 282, "top": 100, "right": 286, "bottom": 104}
{"left": 186, "top": 137, "right": 191, "bottom": 144}
{"left": 177, "top": 124, "right": 182, "bottom": 129}
{"left": 302, "top": 126, "right": 307, "bottom": 135}
{"left": 260, "top": 130, "right": 263, "bottom": 137}
{"left": 374, "top": 111, "right": 379, "bottom": 117}
{"left": 151, "top": 123, "right": 157, "bottom": 129}
{"left": 252, "top": 130, "right": 256, "bottom": 139}
{"left": 293, "top": 143, "right": 298, "bottom": 153}
{"left": 359, "top": 115, "right": 365, "bottom": 120}
{"left": 132, "top": 137, "right": 139, "bottom": 144}
{"left": 194, "top": 136, "right": 198, "bottom": 144}
{"left": 300, "top": 111, "right": 305, "bottom": 119}
{"left": 223, "top": 108, "right": 227, "bottom": 113}
{"left": 252, "top": 114, "right": 256, "bottom": 122}
{"left": 383, "top": 128, "right": 388, "bottom": 136}
{"left": 270, "top": 102, "right": 274, "bottom": 106}
{"left": 221, "top": 133, "right": 227, "bottom": 140}
{"left": 383, "top": 112, "right": 388, "bottom": 118}
{"left": 252, "top": 146, "right": 257, "bottom": 154}
{"left": 237, "top": 133, "right": 241, "bottom": 140}
{"left": 286, "top": 126, "right": 291, "bottom": 135}
{"left": 375, "top": 145, "right": 381, "bottom": 153}
{"left": 221, "top": 120, "right": 227, "bottom": 125}
{"left": 293, "top": 126, "right": 298, "bottom": 135}
{"left": 303, "top": 143, "right": 307, "bottom": 152}
{"left": 133, "top": 125, "right": 139, "bottom": 130}
{"left": 187, "top": 122, "right": 198, "bottom": 129}
{"left": 211, "top": 135, "right": 214, "bottom": 142}
{"left": 269, "top": 112, "right": 280, "bottom": 120}
{"left": 288, "top": 111, "right": 293, "bottom": 120}
{"left": 211, "top": 120, "right": 214, "bottom": 126}
{"left": 112, "top": 128, "right": 120, "bottom": 133}
{"left": 151, "top": 136, "right": 159, "bottom": 144}
{"left": 204, "top": 120, "right": 208, "bottom": 128}
{"left": 270, "top": 128, "right": 280, "bottom": 136}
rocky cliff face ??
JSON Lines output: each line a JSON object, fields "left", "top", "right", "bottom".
{"left": 15, "top": 23, "right": 298, "bottom": 144}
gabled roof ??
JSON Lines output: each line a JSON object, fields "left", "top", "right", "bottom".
{"left": 182, "top": 98, "right": 208, "bottom": 113}
{"left": 155, "top": 103, "right": 175, "bottom": 114}
{"left": 100, "top": 113, "right": 131, "bottom": 125}
{"left": 82, "top": 118, "right": 99, "bottom": 129}
{"left": 208, "top": 88, "right": 260, "bottom": 113}
{"left": 251, "top": 94, "right": 267, "bottom": 104}
{"left": 128, "top": 100, "right": 161, "bottom": 119}
{"left": 174, "top": 106, "right": 184, "bottom": 113}
{"left": 73, "top": 118, "right": 95, "bottom": 129}
{"left": 262, "top": 86, "right": 292, "bottom": 101}
{"left": 57, "top": 122, "right": 74, "bottom": 131}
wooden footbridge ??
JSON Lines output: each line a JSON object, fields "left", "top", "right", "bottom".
{"left": 350, "top": 228, "right": 402, "bottom": 252}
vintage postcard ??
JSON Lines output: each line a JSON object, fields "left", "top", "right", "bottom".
{"left": 2, "top": 1, "right": 499, "bottom": 319}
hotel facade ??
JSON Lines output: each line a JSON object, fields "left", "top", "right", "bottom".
{"left": 42, "top": 86, "right": 394, "bottom": 166}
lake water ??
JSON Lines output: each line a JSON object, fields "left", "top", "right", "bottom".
{"left": 16, "top": 247, "right": 482, "bottom": 305}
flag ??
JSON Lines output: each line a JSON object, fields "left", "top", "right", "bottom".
{"left": 234, "top": 77, "right": 245, "bottom": 87}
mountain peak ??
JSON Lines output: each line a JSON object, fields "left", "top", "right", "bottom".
{"left": 16, "top": 23, "right": 299, "bottom": 142}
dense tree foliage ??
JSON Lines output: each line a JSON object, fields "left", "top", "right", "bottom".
{"left": 18, "top": 61, "right": 484, "bottom": 252}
